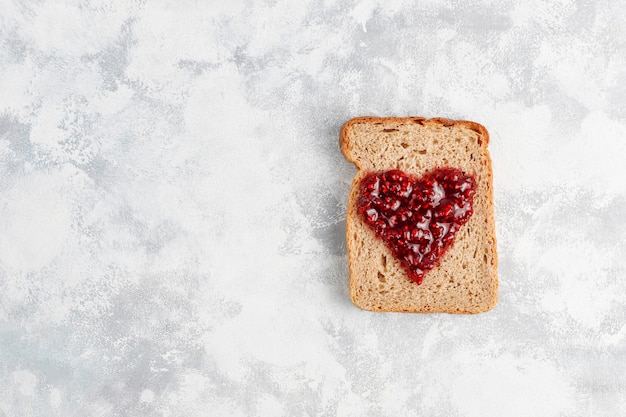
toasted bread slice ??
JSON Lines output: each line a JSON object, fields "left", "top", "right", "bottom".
{"left": 341, "top": 117, "right": 498, "bottom": 313}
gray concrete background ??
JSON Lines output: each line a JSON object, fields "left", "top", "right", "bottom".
{"left": 1, "top": 1, "right": 625, "bottom": 415}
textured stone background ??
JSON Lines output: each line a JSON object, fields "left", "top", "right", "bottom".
{"left": 1, "top": 1, "right": 625, "bottom": 416}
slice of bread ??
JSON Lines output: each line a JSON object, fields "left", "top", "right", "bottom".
{"left": 340, "top": 116, "right": 498, "bottom": 313}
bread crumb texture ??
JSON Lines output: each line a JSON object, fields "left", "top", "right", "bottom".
{"left": 341, "top": 117, "right": 498, "bottom": 313}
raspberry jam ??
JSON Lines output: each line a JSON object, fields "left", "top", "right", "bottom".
{"left": 357, "top": 168, "right": 475, "bottom": 284}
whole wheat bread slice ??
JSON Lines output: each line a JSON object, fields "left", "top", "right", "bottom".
{"left": 341, "top": 116, "right": 498, "bottom": 313}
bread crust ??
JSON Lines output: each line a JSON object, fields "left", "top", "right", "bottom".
{"left": 340, "top": 116, "right": 498, "bottom": 314}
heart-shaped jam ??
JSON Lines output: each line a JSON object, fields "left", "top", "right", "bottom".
{"left": 357, "top": 168, "right": 475, "bottom": 284}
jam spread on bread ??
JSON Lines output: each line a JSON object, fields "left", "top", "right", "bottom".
{"left": 357, "top": 168, "right": 475, "bottom": 284}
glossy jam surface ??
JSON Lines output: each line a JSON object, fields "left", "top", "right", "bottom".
{"left": 357, "top": 168, "right": 475, "bottom": 284}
